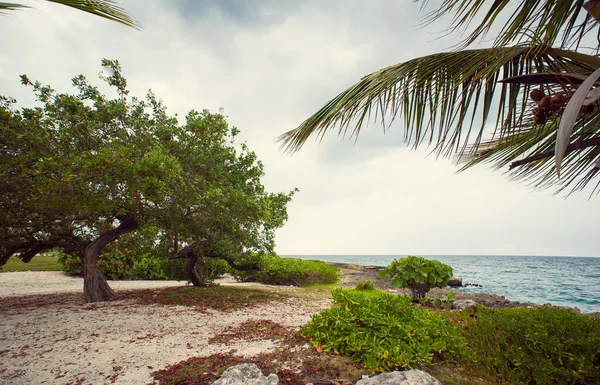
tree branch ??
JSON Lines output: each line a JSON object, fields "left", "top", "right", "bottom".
{"left": 168, "top": 240, "right": 209, "bottom": 259}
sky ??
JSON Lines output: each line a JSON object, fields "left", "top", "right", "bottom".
{"left": 2, "top": 0, "right": 599, "bottom": 257}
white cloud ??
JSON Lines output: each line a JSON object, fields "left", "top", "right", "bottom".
{"left": 2, "top": 0, "right": 599, "bottom": 257}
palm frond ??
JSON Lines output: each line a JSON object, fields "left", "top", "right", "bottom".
{"left": 457, "top": 102, "right": 600, "bottom": 195}
{"left": 419, "top": 0, "right": 594, "bottom": 51}
{"left": 0, "top": 2, "right": 28, "bottom": 13}
{"left": 46, "top": 0, "right": 139, "bottom": 29}
{"left": 1, "top": 1, "right": 139, "bottom": 28}
{"left": 279, "top": 45, "right": 594, "bottom": 153}
{"left": 278, "top": 44, "right": 600, "bottom": 193}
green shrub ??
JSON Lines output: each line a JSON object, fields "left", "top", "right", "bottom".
{"left": 355, "top": 280, "right": 375, "bottom": 291}
{"left": 301, "top": 288, "right": 465, "bottom": 373}
{"left": 192, "top": 257, "right": 230, "bottom": 286}
{"left": 233, "top": 254, "right": 338, "bottom": 286}
{"left": 452, "top": 305, "right": 600, "bottom": 384}
{"left": 379, "top": 256, "right": 452, "bottom": 302}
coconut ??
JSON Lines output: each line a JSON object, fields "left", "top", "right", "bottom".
{"left": 530, "top": 89, "right": 545, "bottom": 102}
{"left": 537, "top": 96, "right": 552, "bottom": 108}
{"left": 533, "top": 113, "right": 547, "bottom": 124}
{"left": 532, "top": 107, "right": 545, "bottom": 117}
{"left": 551, "top": 93, "right": 565, "bottom": 105}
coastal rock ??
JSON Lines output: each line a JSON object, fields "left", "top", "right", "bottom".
{"left": 355, "top": 370, "right": 442, "bottom": 385}
{"left": 452, "top": 299, "right": 477, "bottom": 310}
{"left": 211, "top": 363, "right": 278, "bottom": 385}
{"left": 447, "top": 277, "right": 463, "bottom": 287}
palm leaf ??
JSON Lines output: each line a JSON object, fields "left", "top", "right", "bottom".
{"left": 419, "top": 0, "right": 594, "bottom": 51}
{"left": 555, "top": 67, "right": 600, "bottom": 176}
{"left": 0, "top": 2, "right": 27, "bottom": 13}
{"left": 278, "top": 44, "right": 600, "bottom": 193}
{"left": 279, "top": 45, "right": 595, "bottom": 153}
{"left": 0, "top": 1, "right": 139, "bottom": 28}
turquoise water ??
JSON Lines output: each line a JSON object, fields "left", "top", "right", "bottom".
{"left": 286, "top": 255, "right": 600, "bottom": 314}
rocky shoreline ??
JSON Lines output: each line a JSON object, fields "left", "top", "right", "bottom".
{"left": 331, "top": 262, "right": 538, "bottom": 310}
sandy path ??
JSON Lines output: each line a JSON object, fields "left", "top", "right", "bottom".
{"left": 0, "top": 272, "right": 330, "bottom": 385}
{"left": 0, "top": 271, "right": 190, "bottom": 297}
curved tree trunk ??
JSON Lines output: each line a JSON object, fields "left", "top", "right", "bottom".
{"left": 185, "top": 256, "right": 203, "bottom": 287}
{"left": 83, "top": 256, "right": 116, "bottom": 302}
{"left": 82, "top": 217, "right": 138, "bottom": 303}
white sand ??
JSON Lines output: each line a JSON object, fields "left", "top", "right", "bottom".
{"left": 0, "top": 271, "right": 190, "bottom": 297}
{"left": 0, "top": 272, "right": 330, "bottom": 384}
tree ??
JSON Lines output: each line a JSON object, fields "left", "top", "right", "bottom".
{"left": 0, "top": 0, "right": 138, "bottom": 28}
{"left": 278, "top": 1, "right": 600, "bottom": 196}
{"left": 0, "top": 59, "right": 295, "bottom": 301}
{"left": 378, "top": 256, "right": 453, "bottom": 302}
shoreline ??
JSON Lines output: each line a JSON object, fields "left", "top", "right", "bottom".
{"left": 328, "top": 262, "right": 600, "bottom": 316}
{"left": 329, "top": 262, "right": 528, "bottom": 309}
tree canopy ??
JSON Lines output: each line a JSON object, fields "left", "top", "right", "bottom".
{"left": 1, "top": 59, "right": 295, "bottom": 302}
{"left": 279, "top": 0, "right": 600, "bottom": 196}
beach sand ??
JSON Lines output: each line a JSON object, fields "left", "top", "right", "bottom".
{"left": 0, "top": 265, "right": 531, "bottom": 384}
{"left": 0, "top": 272, "right": 329, "bottom": 385}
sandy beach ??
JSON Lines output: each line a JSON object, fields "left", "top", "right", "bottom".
{"left": 0, "top": 272, "right": 330, "bottom": 385}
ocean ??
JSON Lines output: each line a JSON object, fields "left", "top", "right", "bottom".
{"left": 287, "top": 255, "right": 600, "bottom": 314}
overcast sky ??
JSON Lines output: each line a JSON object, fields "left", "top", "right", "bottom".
{"left": 2, "top": 0, "right": 599, "bottom": 257}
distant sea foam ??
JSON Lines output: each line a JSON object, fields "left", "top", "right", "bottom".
{"left": 286, "top": 255, "right": 600, "bottom": 314}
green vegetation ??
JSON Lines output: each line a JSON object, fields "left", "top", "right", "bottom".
{"left": 354, "top": 279, "right": 375, "bottom": 291}
{"left": 300, "top": 284, "right": 600, "bottom": 384}
{"left": 0, "top": 256, "right": 61, "bottom": 272}
{"left": 233, "top": 254, "right": 338, "bottom": 286}
{"left": 301, "top": 288, "right": 464, "bottom": 373}
{"left": 58, "top": 226, "right": 229, "bottom": 283}
{"left": 446, "top": 305, "right": 600, "bottom": 385}
{"left": 1, "top": 60, "right": 295, "bottom": 302}
{"left": 422, "top": 291, "right": 456, "bottom": 311}
{"left": 379, "top": 256, "right": 453, "bottom": 302}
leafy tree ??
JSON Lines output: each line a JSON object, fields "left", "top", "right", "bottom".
{"left": 279, "top": 1, "right": 600, "bottom": 196}
{"left": 0, "top": 59, "right": 295, "bottom": 302}
{"left": 0, "top": 0, "right": 139, "bottom": 28}
{"left": 379, "top": 256, "right": 453, "bottom": 302}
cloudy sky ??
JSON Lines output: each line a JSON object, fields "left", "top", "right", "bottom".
{"left": 2, "top": 0, "right": 599, "bottom": 257}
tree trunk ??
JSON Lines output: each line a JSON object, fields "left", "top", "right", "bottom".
{"left": 82, "top": 216, "right": 138, "bottom": 303}
{"left": 185, "top": 256, "right": 203, "bottom": 287}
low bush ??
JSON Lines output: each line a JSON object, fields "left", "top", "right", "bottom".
{"left": 60, "top": 249, "right": 228, "bottom": 282}
{"left": 59, "top": 250, "right": 173, "bottom": 280}
{"left": 301, "top": 288, "right": 465, "bottom": 373}
{"left": 379, "top": 256, "right": 452, "bottom": 302}
{"left": 355, "top": 280, "right": 375, "bottom": 291}
{"left": 233, "top": 254, "right": 338, "bottom": 286}
{"left": 450, "top": 305, "right": 600, "bottom": 384}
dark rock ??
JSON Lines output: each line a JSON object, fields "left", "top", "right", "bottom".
{"left": 211, "top": 363, "right": 278, "bottom": 385}
{"left": 355, "top": 370, "right": 442, "bottom": 384}
{"left": 447, "top": 277, "right": 463, "bottom": 287}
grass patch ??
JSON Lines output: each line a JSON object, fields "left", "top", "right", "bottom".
{"left": 0, "top": 256, "right": 62, "bottom": 272}
{"left": 443, "top": 305, "right": 600, "bottom": 385}
{"left": 121, "top": 285, "right": 289, "bottom": 313}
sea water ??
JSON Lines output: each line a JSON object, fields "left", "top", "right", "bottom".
{"left": 287, "top": 255, "right": 600, "bottom": 314}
